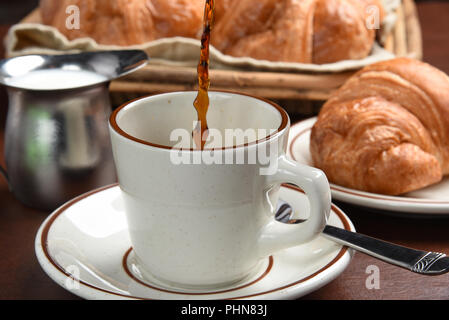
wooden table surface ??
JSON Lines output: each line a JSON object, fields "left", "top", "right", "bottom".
{"left": 1, "top": 1, "right": 449, "bottom": 300}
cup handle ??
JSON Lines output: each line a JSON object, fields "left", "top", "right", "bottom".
{"left": 257, "top": 155, "right": 331, "bottom": 257}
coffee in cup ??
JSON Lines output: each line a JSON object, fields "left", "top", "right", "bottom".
{"left": 109, "top": 91, "right": 331, "bottom": 288}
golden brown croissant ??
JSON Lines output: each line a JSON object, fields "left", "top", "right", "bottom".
{"left": 310, "top": 58, "right": 449, "bottom": 195}
{"left": 40, "top": 0, "right": 383, "bottom": 64}
{"left": 39, "top": 0, "right": 205, "bottom": 46}
{"left": 212, "top": 0, "right": 384, "bottom": 64}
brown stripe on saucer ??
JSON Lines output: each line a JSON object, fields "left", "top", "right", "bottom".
{"left": 122, "top": 248, "right": 273, "bottom": 295}
{"left": 331, "top": 184, "right": 449, "bottom": 204}
{"left": 40, "top": 183, "right": 351, "bottom": 300}
{"left": 229, "top": 184, "right": 351, "bottom": 300}
{"left": 289, "top": 121, "right": 449, "bottom": 205}
{"left": 288, "top": 125, "right": 312, "bottom": 163}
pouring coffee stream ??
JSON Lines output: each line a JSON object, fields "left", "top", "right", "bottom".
{"left": 189, "top": 0, "right": 449, "bottom": 276}
{"left": 193, "top": 0, "right": 215, "bottom": 150}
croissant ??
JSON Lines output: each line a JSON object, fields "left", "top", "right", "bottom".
{"left": 212, "top": 0, "right": 384, "bottom": 64}
{"left": 310, "top": 58, "right": 449, "bottom": 195}
{"left": 39, "top": 0, "right": 205, "bottom": 46}
{"left": 40, "top": 0, "right": 383, "bottom": 64}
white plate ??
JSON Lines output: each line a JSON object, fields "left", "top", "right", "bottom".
{"left": 288, "top": 118, "right": 449, "bottom": 216}
{"left": 35, "top": 184, "right": 354, "bottom": 300}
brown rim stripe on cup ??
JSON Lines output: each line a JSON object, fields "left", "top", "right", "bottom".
{"left": 122, "top": 248, "right": 273, "bottom": 295}
{"left": 289, "top": 121, "right": 449, "bottom": 205}
{"left": 109, "top": 90, "right": 290, "bottom": 151}
{"left": 40, "top": 184, "right": 351, "bottom": 300}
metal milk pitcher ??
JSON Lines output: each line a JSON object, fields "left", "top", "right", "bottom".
{"left": 0, "top": 50, "right": 148, "bottom": 210}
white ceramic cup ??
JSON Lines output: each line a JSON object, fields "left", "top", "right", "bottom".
{"left": 109, "top": 91, "right": 331, "bottom": 288}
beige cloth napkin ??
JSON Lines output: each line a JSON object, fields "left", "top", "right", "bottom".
{"left": 5, "top": 0, "right": 400, "bottom": 73}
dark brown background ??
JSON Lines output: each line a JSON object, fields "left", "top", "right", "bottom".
{"left": 0, "top": 0, "right": 449, "bottom": 300}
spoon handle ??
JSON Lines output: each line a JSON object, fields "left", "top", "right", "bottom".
{"left": 322, "top": 225, "right": 449, "bottom": 275}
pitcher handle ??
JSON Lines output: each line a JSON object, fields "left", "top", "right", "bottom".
{"left": 0, "top": 165, "right": 11, "bottom": 191}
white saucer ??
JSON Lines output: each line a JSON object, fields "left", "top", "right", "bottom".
{"left": 288, "top": 118, "right": 449, "bottom": 216}
{"left": 35, "top": 184, "right": 354, "bottom": 300}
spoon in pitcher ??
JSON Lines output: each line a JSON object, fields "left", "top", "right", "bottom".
{"left": 275, "top": 200, "right": 449, "bottom": 276}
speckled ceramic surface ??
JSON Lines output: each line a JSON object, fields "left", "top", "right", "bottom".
{"left": 35, "top": 184, "right": 354, "bottom": 300}
{"left": 108, "top": 92, "right": 332, "bottom": 287}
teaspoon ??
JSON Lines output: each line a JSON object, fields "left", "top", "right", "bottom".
{"left": 276, "top": 200, "right": 449, "bottom": 276}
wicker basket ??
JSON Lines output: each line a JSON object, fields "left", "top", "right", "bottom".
{"left": 20, "top": 0, "right": 422, "bottom": 118}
